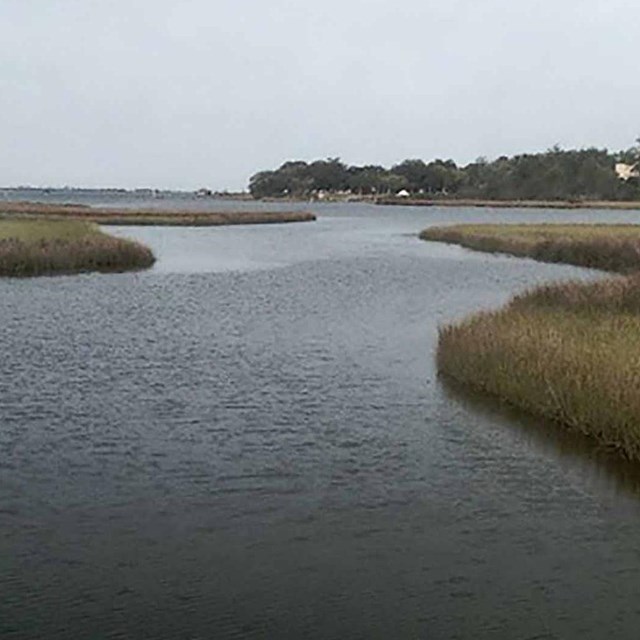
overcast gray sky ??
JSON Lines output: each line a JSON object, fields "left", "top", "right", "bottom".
{"left": 1, "top": 0, "right": 639, "bottom": 190}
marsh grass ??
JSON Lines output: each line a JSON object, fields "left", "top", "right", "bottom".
{"left": 0, "top": 202, "right": 316, "bottom": 226}
{"left": 420, "top": 224, "right": 640, "bottom": 272}
{"left": 0, "top": 219, "right": 155, "bottom": 277}
{"left": 425, "top": 224, "right": 640, "bottom": 460}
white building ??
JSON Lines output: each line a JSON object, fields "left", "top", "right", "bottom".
{"left": 615, "top": 163, "right": 639, "bottom": 181}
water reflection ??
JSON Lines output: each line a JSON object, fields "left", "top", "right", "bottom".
{"left": 440, "top": 375, "right": 640, "bottom": 498}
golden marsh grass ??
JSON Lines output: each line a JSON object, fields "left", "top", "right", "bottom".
{"left": 423, "top": 224, "right": 640, "bottom": 460}
{"left": 0, "top": 219, "right": 155, "bottom": 277}
{"left": 420, "top": 223, "right": 640, "bottom": 272}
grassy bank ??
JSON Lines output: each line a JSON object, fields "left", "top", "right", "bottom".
{"left": 424, "top": 224, "right": 640, "bottom": 460}
{"left": 0, "top": 219, "right": 155, "bottom": 277}
{"left": 420, "top": 223, "right": 640, "bottom": 272}
{"left": 0, "top": 202, "right": 316, "bottom": 226}
{"left": 378, "top": 197, "right": 640, "bottom": 210}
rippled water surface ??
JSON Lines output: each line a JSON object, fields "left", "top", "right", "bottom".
{"left": 4, "top": 200, "right": 640, "bottom": 639}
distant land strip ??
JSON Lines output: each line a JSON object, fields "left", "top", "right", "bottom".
{"left": 0, "top": 202, "right": 316, "bottom": 226}
{"left": 376, "top": 197, "right": 640, "bottom": 210}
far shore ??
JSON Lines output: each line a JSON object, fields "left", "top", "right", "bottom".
{"left": 254, "top": 194, "right": 640, "bottom": 210}
{"left": 0, "top": 202, "right": 316, "bottom": 226}
{"left": 377, "top": 197, "right": 640, "bottom": 210}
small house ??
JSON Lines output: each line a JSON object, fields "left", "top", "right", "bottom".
{"left": 615, "top": 163, "right": 639, "bottom": 181}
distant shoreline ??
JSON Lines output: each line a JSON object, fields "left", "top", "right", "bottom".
{"left": 0, "top": 202, "right": 316, "bottom": 226}
{"left": 257, "top": 195, "right": 640, "bottom": 210}
{"left": 376, "top": 197, "right": 640, "bottom": 210}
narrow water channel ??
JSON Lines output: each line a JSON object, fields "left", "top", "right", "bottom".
{"left": 2, "top": 201, "right": 640, "bottom": 639}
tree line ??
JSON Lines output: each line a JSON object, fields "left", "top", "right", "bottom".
{"left": 248, "top": 144, "right": 640, "bottom": 201}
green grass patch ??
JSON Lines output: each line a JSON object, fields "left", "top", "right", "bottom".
{"left": 0, "top": 219, "right": 155, "bottom": 277}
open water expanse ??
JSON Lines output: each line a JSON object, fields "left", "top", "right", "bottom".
{"left": 4, "top": 197, "right": 640, "bottom": 639}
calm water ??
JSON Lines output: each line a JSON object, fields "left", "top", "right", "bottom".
{"left": 3, "top": 200, "right": 640, "bottom": 639}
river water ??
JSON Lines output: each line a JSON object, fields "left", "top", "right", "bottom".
{"left": 3, "top": 199, "right": 640, "bottom": 639}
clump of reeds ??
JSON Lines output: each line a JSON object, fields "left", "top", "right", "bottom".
{"left": 437, "top": 287, "right": 640, "bottom": 459}
{"left": 0, "top": 219, "right": 155, "bottom": 277}
{"left": 421, "top": 224, "right": 640, "bottom": 272}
